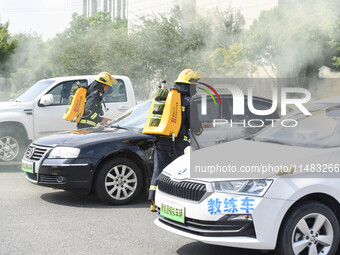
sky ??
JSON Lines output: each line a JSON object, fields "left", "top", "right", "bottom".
{"left": 0, "top": 0, "right": 72, "bottom": 40}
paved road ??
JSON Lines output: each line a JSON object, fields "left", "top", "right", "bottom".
{"left": 0, "top": 165, "right": 273, "bottom": 255}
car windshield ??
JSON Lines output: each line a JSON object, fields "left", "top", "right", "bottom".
{"left": 14, "top": 80, "right": 55, "bottom": 102}
{"left": 255, "top": 102, "right": 340, "bottom": 148}
{"left": 110, "top": 100, "right": 152, "bottom": 129}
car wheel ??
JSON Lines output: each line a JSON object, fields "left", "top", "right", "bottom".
{"left": 95, "top": 157, "right": 143, "bottom": 205}
{"left": 0, "top": 129, "right": 27, "bottom": 162}
{"left": 276, "top": 201, "right": 340, "bottom": 255}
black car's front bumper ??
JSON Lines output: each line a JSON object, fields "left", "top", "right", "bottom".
{"left": 25, "top": 158, "right": 97, "bottom": 194}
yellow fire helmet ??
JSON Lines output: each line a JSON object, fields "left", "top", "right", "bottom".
{"left": 175, "top": 69, "right": 201, "bottom": 85}
{"left": 95, "top": 72, "right": 117, "bottom": 87}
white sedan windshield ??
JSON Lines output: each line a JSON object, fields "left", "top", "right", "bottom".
{"left": 256, "top": 103, "right": 340, "bottom": 148}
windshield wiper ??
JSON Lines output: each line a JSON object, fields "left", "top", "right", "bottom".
{"left": 245, "top": 135, "right": 255, "bottom": 141}
{"left": 258, "top": 139, "right": 292, "bottom": 146}
{"left": 110, "top": 125, "right": 128, "bottom": 130}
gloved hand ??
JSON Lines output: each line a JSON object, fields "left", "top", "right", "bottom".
{"left": 100, "top": 117, "right": 112, "bottom": 126}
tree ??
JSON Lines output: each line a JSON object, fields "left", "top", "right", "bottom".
{"left": 0, "top": 22, "right": 18, "bottom": 78}
{"left": 129, "top": 6, "right": 205, "bottom": 98}
{"left": 130, "top": 5, "right": 245, "bottom": 97}
{"left": 0, "top": 21, "right": 18, "bottom": 100}
{"left": 47, "top": 12, "right": 128, "bottom": 77}
{"left": 204, "top": 6, "right": 245, "bottom": 49}
{"left": 7, "top": 33, "right": 48, "bottom": 97}
{"left": 1, "top": 6, "right": 247, "bottom": 101}
{"left": 210, "top": 43, "right": 256, "bottom": 77}
{"left": 245, "top": 0, "right": 339, "bottom": 87}
{"left": 329, "top": 23, "right": 340, "bottom": 69}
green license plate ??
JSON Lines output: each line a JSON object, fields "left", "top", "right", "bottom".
{"left": 160, "top": 202, "right": 185, "bottom": 223}
{"left": 22, "top": 160, "right": 34, "bottom": 174}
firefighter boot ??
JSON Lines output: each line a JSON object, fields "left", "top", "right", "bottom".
{"left": 150, "top": 200, "right": 156, "bottom": 212}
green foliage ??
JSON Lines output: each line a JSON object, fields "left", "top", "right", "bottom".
{"left": 10, "top": 34, "right": 49, "bottom": 97}
{"left": 329, "top": 23, "right": 340, "bottom": 68}
{"left": 245, "top": 0, "right": 340, "bottom": 84}
{"left": 210, "top": 43, "right": 256, "bottom": 77}
{"left": 132, "top": 6, "right": 199, "bottom": 82}
{"left": 0, "top": 33, "right": 49, "bottom": 99}
{"left": 47, "top": 12, "right": 128, "bottom": 77}
{"left": 0, "top": 22, "right": 18, "bottom": 100}
{"left": 0, "top": 22, "right": 18, "bottom": 78}
{"left": 2, "top": 2, "right": 339, "bottom": 100}
{"left": 206, "top": 6, "right": 245, "bottom": 49}
{"left": 1, "top": 6, "right": 245, "bottom": 100}
{"left": 65, "top": 12, "right": 119, "bottom": 36}
{"left": 129, "top": 5, "right": 245, "bottom": 97}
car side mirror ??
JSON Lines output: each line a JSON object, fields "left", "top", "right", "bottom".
{"left": 39, "top": 94, "right": 54, "bottom": 106}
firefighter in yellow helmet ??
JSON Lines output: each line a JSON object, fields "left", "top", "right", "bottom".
{"left": 148, "top": 69, "right": 203, "bottom": 211}
{"left": 77, "top": 72, "right": 117, "bottom": 129}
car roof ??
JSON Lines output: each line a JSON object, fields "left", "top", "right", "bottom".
{"left": 194, "top": 93, "right": 340, "bottom": 106}
{"left": 310, "top": 96, "right": 340, "bottom": 105}
{"left": 44, "top": 75, "right": 128, "bottom": 82}
{"left": 193, "top": 94, "right": 273, "bottom": 103}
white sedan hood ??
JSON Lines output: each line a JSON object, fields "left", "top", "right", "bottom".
{"left": 163, "top": 139, "right": 335, "bottom": 181}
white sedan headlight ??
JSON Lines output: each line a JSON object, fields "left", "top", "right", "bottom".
{"left": 213, "top": 179, "right": 273, "bottom": 197}
{"left": 48, "top": 147, "right": 80, "bottom": 159}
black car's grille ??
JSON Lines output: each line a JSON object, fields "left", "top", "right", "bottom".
{"left": 39, "top": 174, "right": 67, "bottom": 184}
{"left": 157, "top": 174, "right": 207, "bottom": 202}
{"left": 25, "top": 145, "right": 49, "bottom": 161}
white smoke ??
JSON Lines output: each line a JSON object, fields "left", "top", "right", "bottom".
{"left": 308, "top": 66, "right": 340, "bottom": 100}
{"left": 319, "top": 66, "right": 340, "bottom": 79}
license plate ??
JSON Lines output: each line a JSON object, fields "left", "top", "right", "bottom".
{"left": 160, "top": 201, "right": 185, "bottom": 223}
{"left": 22, "top": 160, "right": 34, "bottom": 174}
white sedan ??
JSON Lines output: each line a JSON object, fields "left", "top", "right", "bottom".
{"left": 154, "top": 97, "right": 340, "bottom": 255}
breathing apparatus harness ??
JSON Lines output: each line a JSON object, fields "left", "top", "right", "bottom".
{"left": 82, "top": 81, "right": 109, "bottom": 119}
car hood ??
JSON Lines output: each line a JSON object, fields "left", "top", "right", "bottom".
{"left": 34, "top": 127, "right": 153, "bottom": 147}
{"left": 163, "top": 139, "right": 335, "bottom": 181}
{"left": 0, "top": 101, "right": 30, "bottom": 111}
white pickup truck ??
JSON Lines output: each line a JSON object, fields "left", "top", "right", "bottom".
{"left": 0, "top": 75, "right": 136, "bottom": 162}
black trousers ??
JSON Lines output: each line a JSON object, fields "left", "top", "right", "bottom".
{"left": 148, "top": 138, "right": 189, "bottom": 201}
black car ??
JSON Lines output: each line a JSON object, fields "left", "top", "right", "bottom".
{"left": 22, "top": 95, "right": 281, "bottom": 205}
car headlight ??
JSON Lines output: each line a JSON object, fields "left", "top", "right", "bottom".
{"left": 213, "top": 179, "right": 273, "bottom": 197}
{"left": 48, "top": 147, "right": 80, "bottom": 159}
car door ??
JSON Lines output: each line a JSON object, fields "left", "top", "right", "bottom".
{"left": 33, "top": 80, "right": 88, "bottom": 138}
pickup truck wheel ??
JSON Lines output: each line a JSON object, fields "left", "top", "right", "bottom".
{"left": 95, "top": 157, "right": 143, "bottom": 205}
{"left": 0, "top": 130, "right": 26, "bottom": 162}
{"left": 276, "top": 201, "right": 339, "bottom": 255}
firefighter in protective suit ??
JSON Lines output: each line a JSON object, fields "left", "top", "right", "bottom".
{"left": 149, "top": 69, "right": 203, "bottom": 211}
{"left": 77, "top": 72, "right": 117, "bottom": 129}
